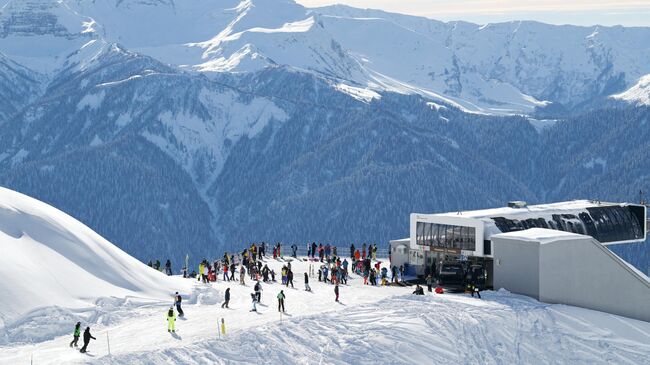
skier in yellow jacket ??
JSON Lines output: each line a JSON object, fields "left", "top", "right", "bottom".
{"left": 167, "top": 307, "right": 176, "bottom": 333}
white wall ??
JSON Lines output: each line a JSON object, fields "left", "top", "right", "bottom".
{"left": 493, "top": 231, "right": 650, "bottom": 323}
{"left": 540, "top": 238, "right": 650, "bottom": 322}
{"left": 493, "top": 239, "right": 540, "bottom": 300}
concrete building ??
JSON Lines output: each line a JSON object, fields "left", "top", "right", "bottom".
{"left": 492, "top": 228, "right": 650, "bottom": 322}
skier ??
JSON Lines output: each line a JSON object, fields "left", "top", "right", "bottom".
{"left": 334, "top": 283, "right": 339, "bottom": 302}
{"left": 165, "top": 259, "right": 172, "bottom": 276}
{"left": 198, "top": 261, "right": 204, "bottom": 282}
{"left": 79, "top": 327, "right": 96, "bottom": 353}
{"left": 286, "top": 268, "right": 294, "bottom": 288}
{"left": 254, "top": 281, "right": 263, "bottom": 303}
{"left": 304, "top": 272, "right": 311, "bottom": 291}
{"left": 203, "top": 263, "right": 209, "bottom": 283}
{"left": 391, "top": 265, "right": 398, "bottom": 284}
{"left": 222, "top": 288, "right": 231, "bottom": 308}
{"left": 350, "top": 244, "right": 355, "bottom": 259}
{"left": 166, "top": 306, "right": 176, "bottom": 333}
{"left": 426, "top": 275, "right": 433, "bottom": 292}
{"left": 381, "top": 267, "right": 388, "bottom": 286}
{"left": 291, "top": 244, "right": 298, "bottom": 258}
{"left": 69, "top": 322, "right": 81, "bottom": 348}
{"left": 250, "top": 293, "right": 258, "bottom": 312}
{"left": 223, "top": 263, "right": 229, "bottom": 281}
{"left": 230, "top": 262, "right": 236, "bottom": 281}
{"left": 240, "top": 266, "right": 246, "bottom": 285}
{"left": 174, "top": 292, "right": 184, "bottom": 317}
{"left": 277, "top": 290, "right": 286, "bottom": 312}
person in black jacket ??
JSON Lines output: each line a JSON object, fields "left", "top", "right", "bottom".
{"left": 286, "top": 269, "right": 294, "bottom": 288}
{"left": 173, "top": 291, "right": 184, "bottom": 317}
{"left": 304, "top": 272, "right": 311, "bottom": 291}
{"left": 254, "top": 281, "right": 262, "bottom": 303}
{"left": 79, "top": 327, "right": 96, "bottom": 353}
{"left": 222, "top": 287, "right": 231, "bottom": 308}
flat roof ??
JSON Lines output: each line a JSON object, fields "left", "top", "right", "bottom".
{"left": 492, "top": 228, "right": 590, "bottom": 244}
{"left": 433, "top": 200, "right": 614, "bottom": 220}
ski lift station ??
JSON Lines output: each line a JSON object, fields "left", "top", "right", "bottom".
{"left": 390, "top": 200, "right": 650, "bottom": 322}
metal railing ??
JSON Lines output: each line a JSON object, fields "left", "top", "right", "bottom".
{"left": 284, "top": 246, "right": 389, "bottom": 259}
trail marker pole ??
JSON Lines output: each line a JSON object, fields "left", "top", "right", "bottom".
{"left": 107, "top": 331, "right": 111, "bottom": 356}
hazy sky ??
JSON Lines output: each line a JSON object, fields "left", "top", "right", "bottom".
{"left": 296, "top": 0, "right": 650, "bottom": 27}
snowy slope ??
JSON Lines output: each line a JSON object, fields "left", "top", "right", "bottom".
{"left": 0, "top": 187, "right": 192, "bottom": 331}
{"left": 611, "top": 74, "right": 650, "bottom": 106}
{"left": 1, "top": 257, "right": 648, "bottom": 364}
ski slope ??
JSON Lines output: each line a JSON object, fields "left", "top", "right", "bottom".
{"left": 0, "top": 188, "right": 649, "bottom": 364}
{"left": 0, "top": 187, "right": 193, "bottom": 342}
{"left": 1, "top": 258, "right": 649, "bottom": 364}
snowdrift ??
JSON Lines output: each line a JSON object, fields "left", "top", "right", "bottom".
{"left": 0, "top": 187, "right": 192, "bottom": 328}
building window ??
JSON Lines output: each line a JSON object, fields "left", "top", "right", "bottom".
{"left": 415, "top": 222, "right": 476, "bottom": 251}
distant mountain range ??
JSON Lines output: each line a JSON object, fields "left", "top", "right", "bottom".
{"left": 0, "top": 0, "right": 647, "bottom": 272}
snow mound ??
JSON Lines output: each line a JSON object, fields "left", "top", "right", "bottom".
{"left": 0, "top": 187, "right": 192, "bottom": 329}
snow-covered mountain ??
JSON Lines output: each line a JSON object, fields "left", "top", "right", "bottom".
{"left": 2, "top": 0, "right": 650, "bottom": 113}
{"left": 0, "top": 0, "right": 648, "bottom": 272}
{"left": 0, "top": 187, "right": 192, "bottom": 341}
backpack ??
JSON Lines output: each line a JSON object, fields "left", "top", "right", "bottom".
{"left": 168, "top": 309, "right": 174, "bottom": 317}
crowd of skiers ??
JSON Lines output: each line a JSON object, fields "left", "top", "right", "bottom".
{"left": 69, "top": 241, "right": 481, "bottom": 352}
{"left": 147, "top": 259, "right": 174, "bottom": 276}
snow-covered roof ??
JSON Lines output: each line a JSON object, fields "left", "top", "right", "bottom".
{"left": 389, "top": 238, "right": 410, "bottom": 244}
{"left": 491, "top": 228, "right": 590, "bottom": 245}
{"left": 434, "top": 200, "right": 612, "bottom": 220}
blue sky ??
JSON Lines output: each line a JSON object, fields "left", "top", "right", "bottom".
{"left": 296, "top": 0, "right": 650, "bottom": 27}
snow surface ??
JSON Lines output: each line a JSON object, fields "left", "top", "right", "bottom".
{"left": 492, "top": 227, "right": 590, "bottom": 244}
{"left": 0, "top": 189, "right": 647, "bottom": 364}
{"left": 0, "top": 187, "right": 192, "bottom": 338}
{"left": 611, "top": 74, "right": 650, "bottom": 106}
{"left": 2, "top": 256, "right": 649, "bottom": 364}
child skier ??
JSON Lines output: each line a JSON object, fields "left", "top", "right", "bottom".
{"left": 166, "top": 307, "right": 177, "bottom": 333}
